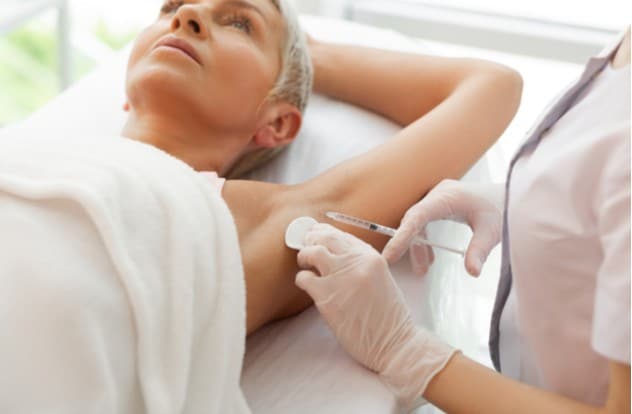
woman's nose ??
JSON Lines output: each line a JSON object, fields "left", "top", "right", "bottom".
{"left": 170, "top": 6, "right": 208, "bottom": 39}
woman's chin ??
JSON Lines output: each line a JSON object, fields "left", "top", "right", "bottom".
{"left": 136, "top": 57, "right": 198, "bottom": 81}
{"left": 127, "top": 65, "right": 200, "bottom": 113}
{"left": 127, "top": 62, "right": 199, "bottom": 101}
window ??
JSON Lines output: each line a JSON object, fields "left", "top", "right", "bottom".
{"left": 399, "top": 0, "right": 628, "bottom": 30}
{"left": 345, "top": 0, "right": 625, "bottom": 176}
{"left": 0, "top": 0, "right": 156, "bottom": 126}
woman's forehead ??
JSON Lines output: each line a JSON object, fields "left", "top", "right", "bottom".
{"left": 194, "top": 0, "right": 280, "bottom": 12}
{"left": 173, "top": 0, "right": 286, "bottom": 50}
{"left": 194, "top": 0, "right": 283, "bottom": 28}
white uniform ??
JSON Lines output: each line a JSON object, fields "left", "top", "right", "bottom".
{"left": 491, "top": 32, "right": 630, "bottom": 405}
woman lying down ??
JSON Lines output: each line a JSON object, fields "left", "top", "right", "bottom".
{"left": 0, "top": 0, "right": 522, "bottom": 412}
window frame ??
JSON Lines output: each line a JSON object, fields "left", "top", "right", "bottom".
{"left": 339, "top": 0, "right": 620, "bottom": 64}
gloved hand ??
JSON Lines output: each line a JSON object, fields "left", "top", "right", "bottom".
{"left": 383, "top": 179, "right": 505, "bottom": 276}
{"left": 295, "top": 223, "right": 458, "bottom": 409}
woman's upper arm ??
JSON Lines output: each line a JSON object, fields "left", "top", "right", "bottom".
{"left": 304, "top": 61, "right": 523, "bottom": 251}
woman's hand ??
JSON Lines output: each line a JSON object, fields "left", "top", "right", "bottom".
{"left": 383, "top": 179, "right": 505, "bottom": 276}
{"left": 303, "top": 32, "right": 322, "bottom": 92}
{"left": 304, "top": 32, "right": 318, "bottom": 48}
{"left": 295, "top": 223, "right": 457, "bottom": 409}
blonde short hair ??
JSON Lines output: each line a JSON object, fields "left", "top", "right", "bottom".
{"left": 226, "top": 0, "right": 313, "bottom": 178}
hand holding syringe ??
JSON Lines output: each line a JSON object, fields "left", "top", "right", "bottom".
{"left": 326, "top": 211, "right": 465, "bottom": 256}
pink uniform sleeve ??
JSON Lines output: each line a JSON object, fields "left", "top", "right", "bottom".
{"left": 592, "top": 124, "right": 631, "bottom": 364}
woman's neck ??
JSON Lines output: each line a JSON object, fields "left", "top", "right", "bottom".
{"left": 122, "top": 111, "right": 248, "bottom": 174}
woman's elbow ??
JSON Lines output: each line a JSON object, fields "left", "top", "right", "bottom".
{"left": 486, "top": 63, "right": 524, "bottom": 118}
{"left": 458, "top": 61, "right": 524, "bottom": 134}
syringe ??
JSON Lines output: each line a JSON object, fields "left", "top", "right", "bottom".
{"left": 326, "top": 211, "right": 465, "bottom": 256}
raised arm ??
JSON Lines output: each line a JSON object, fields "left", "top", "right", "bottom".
{"left": 310, "top": 39, "right": 522, "bottom": 126}
{"left": 224, "top": 40, "right": 522, "bottom": 333}
{"left": 303, "top": 40, "right": 522, "bottom": 240}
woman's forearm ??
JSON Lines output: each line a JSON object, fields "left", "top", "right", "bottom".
{"left": 310, "top": 41, "right": 522, "bottom": 127}
{"left": 425, "top": 353, "right": 628, "bottom": 414}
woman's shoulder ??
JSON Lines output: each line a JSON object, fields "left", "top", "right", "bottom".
{"left": 221, "top": 179, "right": 323, "bottom": 240}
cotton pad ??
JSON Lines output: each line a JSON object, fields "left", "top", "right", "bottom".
{"left": 285, "top": 216, "right": 318, "bottom": 250}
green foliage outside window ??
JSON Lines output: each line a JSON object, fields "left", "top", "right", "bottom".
{"left": 0, "top": 27, "right": 57, "bottom": 125}
{"left": 0, "top": 21, "right": 136, "bottom": 126}
{"left": 95, "top": 20, "right": 136, "bottom": 51}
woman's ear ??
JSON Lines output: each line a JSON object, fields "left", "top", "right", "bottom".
{"left": 123, "top": 102, "right": 130, "bottom": 112}
{"left": 253, "top": 102, "right": 302, "bottom": 148}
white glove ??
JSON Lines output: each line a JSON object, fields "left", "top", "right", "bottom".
{"left": 383, "top": 179, "right": 505, "bottom": 276}
{"left": 295, "top": 223, "right": 458, "bottom": 409}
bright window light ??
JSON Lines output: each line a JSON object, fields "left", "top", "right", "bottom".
{"left": 398, "top": 0, "right": 629, "bottom": 30}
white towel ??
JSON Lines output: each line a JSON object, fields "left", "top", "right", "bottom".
{"left": 0, "top": 134, "right": 250, "bottom": 414}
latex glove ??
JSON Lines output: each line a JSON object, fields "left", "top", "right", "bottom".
{"left": 295, "top": 223, "right": 457, "bottom": 409}
{"left": 383, "top": 179, "right": 505, "bottom": 276}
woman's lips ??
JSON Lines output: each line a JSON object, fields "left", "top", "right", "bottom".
{"left": 155, "top": 36, "right": 202, "bottom": 65}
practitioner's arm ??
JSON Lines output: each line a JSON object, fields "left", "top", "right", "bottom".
{"left": 294, "top": 224, "right": 630, "bottom": 413}
{"left": 425, "top": 356, "right": 630, "bottom": 414}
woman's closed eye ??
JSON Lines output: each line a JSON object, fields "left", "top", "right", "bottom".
{"left": 159, "top": 2, "right": 253, "bottom": 36}
{"left": 223, "top": 13, "right": 253, "bottom": 35}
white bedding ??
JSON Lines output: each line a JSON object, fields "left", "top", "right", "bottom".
{"left": 0, "top": 135, "right": 249, "bottom": 414}
{"left": 0, "top": 16, "right": 492, "bottom": 414}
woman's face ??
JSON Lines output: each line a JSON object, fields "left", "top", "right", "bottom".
{"left": 126, "top": 0, "right": 285, "bottom": 133}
